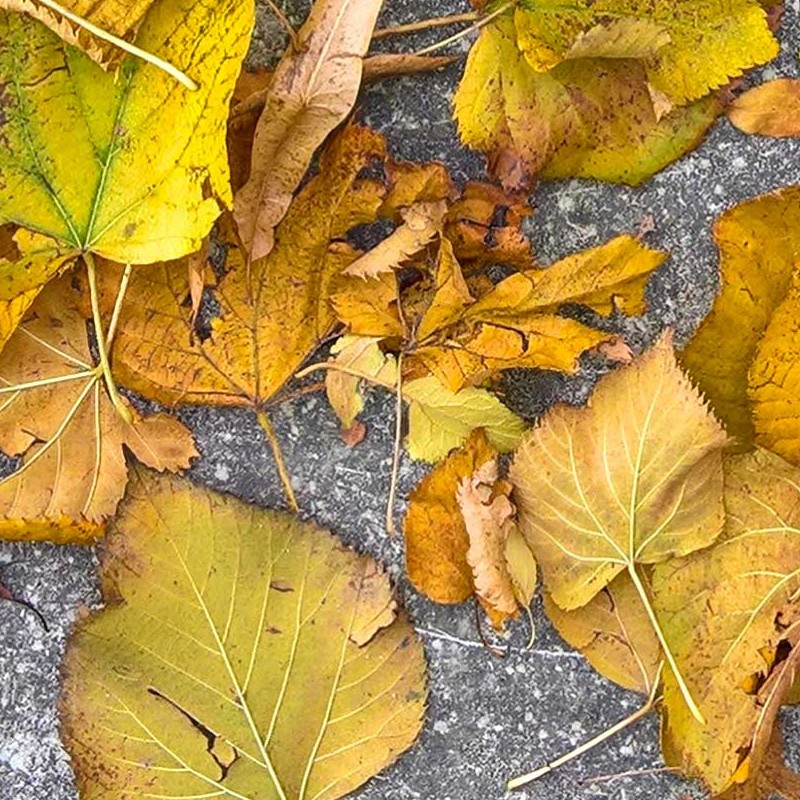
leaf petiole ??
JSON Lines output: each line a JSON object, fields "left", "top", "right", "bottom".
{"left": 507, "top": 663, "right": 664, "bottom": 791}
{"left": 385, "top": 353, "right": 404, "bottom": 535}
{"left": 256, "top": 410, "right": 298, "bottom": 512}
{"left": 627, "top": 564, "right": 705, "bottom": 724}
{"left": 32, "top": 0, "right": 198, "bottom": 90}
{"left": 84, "top": 253, "right": 133, "bottom": 425}
{"left": 411, "top": 1, "right": 515, "bottom": 56}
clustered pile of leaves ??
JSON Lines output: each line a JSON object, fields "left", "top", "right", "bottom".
{"left": 4, "top": 0, "right": 800, "bottom": 798}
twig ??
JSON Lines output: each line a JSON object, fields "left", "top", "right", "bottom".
{"left": 507, "top": 663, "right": 664, "bottom": 791}
{"left": 262, "top": 0, "right": 298, "bottom": 45}
{"left": 34, "top": 0, "right": 197, "bottom": 89}
{"left": 256, "top": 410, "right": 298, "bottom": 512}
{"left": 84, "top": 253, "right": 132, "bottom": 424}
{"left": 372, "top": 11, "right": 478, "bottom": 39}
{"left": 385, "top": 353, "right": 404, "bottom": 535}
{"left": 412, "top": 1, "right": 514, "bottom": 56}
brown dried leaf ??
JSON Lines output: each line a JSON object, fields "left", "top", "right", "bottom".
{"left": 729, "top": 79, "right": 800, "bottom": 138}
{"left": 233, "top": 0, "right": 383, "bottom": 259}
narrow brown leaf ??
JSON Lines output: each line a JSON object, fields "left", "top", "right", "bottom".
{"left": 233, "top": 0, "right": 383, "bottom": 259}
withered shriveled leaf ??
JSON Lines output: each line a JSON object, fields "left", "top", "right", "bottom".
{"left": 234, "top": 0, "right": 383, "bottom": 259}
{"left": 681, "top": 187, "right": 800, "bottom": 448}
{"left": 653, "top": 449, "right": 800, "bottom": 793}
{"left": 405, "top": 430, "right": 496, "bottom": 605}
{"left": 728, "top": 79, "right": 800, "bottom": 137}
{"left": 61, "top": 470, "right": 426, "bottom": 800}
{"left": 511, "top": 335, "right": 728, "bottom": 721}
{"left": 0, "top": 275, "right": 196, "bottom": 544}
{"left": 544, "top": 573, "right": 662, "bottom": 695}
{"left": 112, "top": 127, "right": 387, "bottom": 408}
{"left": 454, "top": 16, "right": 722, "bottom": 189}
{"left": 458, "top": 459, "right": 536, "bottom": 629}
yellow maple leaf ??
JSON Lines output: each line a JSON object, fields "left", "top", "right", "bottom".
{"left": 61, "top": 469, "right": 426, "bottom": 800}
{"left": 0, "top": 274, "right": 196, "bottom": 543}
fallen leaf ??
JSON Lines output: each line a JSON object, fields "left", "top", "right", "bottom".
{"left": 1, "top": 0, "right": 157, "bottom": 67}
{"left": 681, "top": 186, "right": 800, "bottom": 446}
{"left": 0, "top": 274, "right": 196, "bottom": 543}
{"left": 405, "top": 429, "right": 496, "bottom": 604}
{"left": 0, "top": 0, "right": 250, "bottom": 265}
{"left": 363, "top": 53, "right": 460, "bottom": 82}
{"left": 544, "top": 572, "right": 662, "bottom": 695}
{"left": 454, "top": 15, "right": 723, "bottom": 189}
{"left": 341, "top": 419, "right": 366, "bottom": 447}
{"left": 716, "top": 723, "right": 800, "bottom": 800}
{"left": 512, "top": 1, "right": 777, "bottom": 104}
{"left": 61, "top": 469, "right": 426, "bottom": 800}
{"left": 331, "top": 272, "right": 404, "bottom": 339}
{"left": 652, "top": 448, "right": 800, "bottom": 793}
{"left": 325, "top": 335, "right": 397, "bottom": 430}
{"left": 404, "top": 374, "right": 526, "bottom": 462}
{"left": 111, "top": 127, "right": 388, "bottom": 408}
{"left": 729, "top": 79, "right": 800, "bottom": 137}
{"left": 234, "top": 0, "right": 383, "bottom": 259}
{"left": 468, "top": 233, "right": 667, "bottom": 320}
{"left": 343, "top": 200, "right": 449, "bottom": 279}
{"left": 458, "top": 459, "right": 535, "bottom": 628}
{"left": 511, "top": 334, "right": 728, "bottom": 721}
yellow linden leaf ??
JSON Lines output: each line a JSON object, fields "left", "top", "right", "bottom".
{"left": 653, "top": 449, "right": 800, "bottom": 793}
{"left": 544, "top": 572, "right": 662, "bottom": 695}
{"left": 513, "top": 1, "right": 777, "bottom": 104}
{"left": 681, "top": 187, "right": 800, "bottom": 445}
{"left": 0, "top": 274, "right": 197, "bottom": 543}
{"left": 728, "top": 79, "right": 800, "bottom": 138}
{"left": 454, "top": 16, "right": 722, "bottom": 188}
{"left": 404, "top": 374, "right": 526, "bottom": 462}
{"left": 111, "top": 127, "right": 388, "bottom": 408}
{"left": 510, "top": 335, "right": 728, "bottom": 722}
{"left": 0, "top": 0, "right": 251, "bottom": 266}
{"left": 61, "top": 470, "right": 427, "bottom": 800}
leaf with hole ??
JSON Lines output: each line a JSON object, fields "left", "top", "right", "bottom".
{"left": 60, "top": 469, "right": 427, "bottom": 800}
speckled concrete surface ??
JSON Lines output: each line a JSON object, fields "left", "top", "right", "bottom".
{"left": 4, "top": 2, "right": 800, "bottom": 800}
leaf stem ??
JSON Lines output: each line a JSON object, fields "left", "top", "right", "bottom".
{"left": 262, "top": 0, "right": 298, "bottom": 45}
{"left": 372, "top": 11, "right": 479, "bottom": 39}
{"left": 627, "top": 564, "right": 705, "bottom": 724}
{"left": 507, "top": 664, "right": 663, "bottom": 791}
{"left": 411, "top": 1, "right": 514, "bottom": 56}
{"left": 33, "top": 0, "right": 198, "bottom": 90}
{"left": 106, "top": 263, "right": 133, "bottom": 345}
{"left": 256, "top": 410, "right": 298, "bottom": 512}
{"left": 386, "top": 353, "right": 404, "bottom": 535}
{"left": 84, "top": 253, "right": 132, "bottom": 425}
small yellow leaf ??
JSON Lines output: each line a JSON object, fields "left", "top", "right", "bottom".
{"left": 330, "top": 272, "right": 404, "bottom": 339}
{"left": 681, "top": 187, "right": 800, "bottom": 445}
{"left": 404, "top": 375, "right": 526, "bottom": 462}
{"left": 544, "top": 573, "right": 662, "bottom": 694}
{"left": 0, "top": 275, "right": 196, "bottom": 543}
{"left": 234, "top": 0, "right": 383, "bottom": 259}
{"left": 404, "top": 429, "right": 496, "bottom": 604}
{"left": 728, "top": 78, "right": 800, "bottom": 138}
{"left": 61, "top": 470, "right": 427, "bottom": 800}
{"left": 0, "top": 0, "right": 251, "bottom": 264}
{"left": 325, "top": 335, "right": 397, "bottom": 430}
